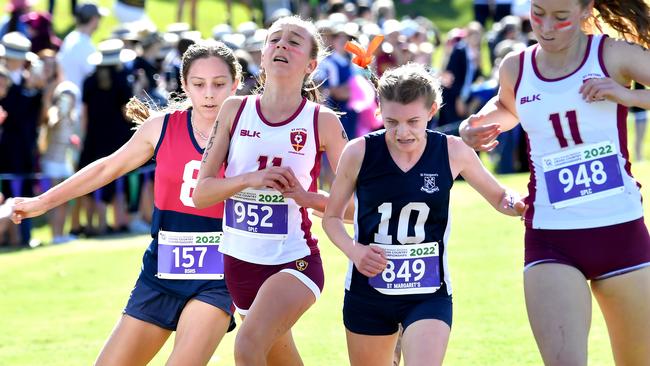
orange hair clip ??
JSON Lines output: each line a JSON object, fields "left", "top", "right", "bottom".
{"left": 344, "top": 35, "right": 384, "bottom": 69}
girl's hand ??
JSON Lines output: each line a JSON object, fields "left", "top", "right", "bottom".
{"left": 247, "top": 166, "right": 298, "bottom": 191}
{"left": 280, "top": 178, "right": 310, "bottom": 207}
{"left": 579, "top": 77, "right": 631, "bottom": 105}
{"left": 11, "top": 196, "right": 49, "bottom": 224}
{"left": 459, "top": 114, "right": 501, "bottom": 152}
{"left": 350, "top": 243, "right": 388, "bottom": 278}
{"left": 499, "top": 190, "right": 527, "bottom": 217}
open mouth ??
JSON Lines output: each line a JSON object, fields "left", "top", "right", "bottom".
{"left": 273, "top": 56, "right": 288, "bottom": 63}
{"left": 539, "top": 35, "right": 554, "bottom": 41}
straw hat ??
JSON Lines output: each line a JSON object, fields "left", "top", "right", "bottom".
{"left": 87, "top": 39, "right": 136, "bottom": 66}
{"left": 0, "top": 32, "right": 37, "bottom": 62}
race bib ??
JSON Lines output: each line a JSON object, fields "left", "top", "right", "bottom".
{"left": 541, "top": 141, "right": 624, "bottom": 209}
{"left": 368, "top": 242, "right": 441, "bottom": 295}
{"left": 224, "top": 188, "right": 289, "bottom": 239}
{"left": 157, "top": 230, "right": 224, "bottom": 280}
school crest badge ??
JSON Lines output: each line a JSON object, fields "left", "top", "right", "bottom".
{"left": 420, "top": 173, "right": 439, "bottom": 194}
{"left": 296, "top": 259, "right": 308, "bottom": 271}
{"left": 290, "top": 129, "right": 307, "bottom": 152}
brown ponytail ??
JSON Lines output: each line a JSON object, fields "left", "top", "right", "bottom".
{"left": 125, "top": 97, "right": 151, "bottom": 125}
{"left": 583, "top": 0, "right": 650, "bottom": 49}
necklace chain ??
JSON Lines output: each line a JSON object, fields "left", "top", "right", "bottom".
{"left": 191, "top": 113, "right": 209, "bottom": 140}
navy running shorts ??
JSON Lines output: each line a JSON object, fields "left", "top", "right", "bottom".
{"left": 343, "top": 285, "right": 453, "bottom": 336}
{"left": 124, "top": 276, "right": 235, "bottom": 331}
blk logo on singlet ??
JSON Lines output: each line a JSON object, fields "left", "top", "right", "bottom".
{"left": 520, "top": 94, "right": 541, "bottom": 105}
{"left": 289, "top": 128, "right": 308, "bottom": 154}
{"left": 420, "top": 173, "right": 439, "bottom": 194}
{"left": 241, "top": 129, "right": 261, "bottom": 138}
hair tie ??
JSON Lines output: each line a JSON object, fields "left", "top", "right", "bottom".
{"left": 345, "top": 35, "right": 384, "bottom": 69}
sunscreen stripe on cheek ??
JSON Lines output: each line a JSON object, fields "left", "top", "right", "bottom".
{"left": 554, "top": 21, "right": 573, "bottom": 30}
{"left": 531, "top": 14, "right": 542, "bottom": 25}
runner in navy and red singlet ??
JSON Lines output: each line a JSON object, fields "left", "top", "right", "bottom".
{"left": 193, "top": 16, "right": 349, "bottom": 366}
{"left": 459, "top": 0, "right": 650, "bottom": 364}
{"left": 12, "top": 40, "right": 241, "bottom": 366}
{"left": 323, "top": 63, "right": 524, "bottom": 366}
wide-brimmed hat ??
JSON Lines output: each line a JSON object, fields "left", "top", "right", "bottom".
{"left": 0, "top": 32, "right": 37, "bottom": 61}
{"left": 87, "top": 39, "right": 136, "bottom": 66}
{"left": 166, "top": 22, "right": 190, "bottom": 36}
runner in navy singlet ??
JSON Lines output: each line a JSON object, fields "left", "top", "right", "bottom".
{"left": 323, "top": 63, "right": 524, "bottom": 366}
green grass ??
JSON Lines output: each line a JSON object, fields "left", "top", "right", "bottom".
{"left": 5, "top": 163, "right": 650, "bottom": 365}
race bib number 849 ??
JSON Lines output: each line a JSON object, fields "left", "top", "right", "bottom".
{"left": 368, "top": 242, "right": 441, "bottom": 295}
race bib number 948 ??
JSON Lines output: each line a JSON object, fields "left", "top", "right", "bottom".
{"left": 541, "top": 141, "right": 624, "bottom": 208}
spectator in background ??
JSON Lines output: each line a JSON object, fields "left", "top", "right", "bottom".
{"left": 48, "top": 0, "right": 77, "bottom": 16}
{"left": 132, "top": 29, "right": 166, "bottom": 107}
{"left": 486, "top": 15, "right": 522, "bottom": 67}
{"left": 176, "top": 0, "right": 197, "bottom": 30}
{"left": 318, "top": 20, "right": 358, "bottom": 139}
{"left": 57, "top": 2, "right": 107, "bottom": 99}
{"left": 78, "top": 39, "right": 135, "bottom": 235}
{"left": 234, "top": 48, "right": 259, "bottom": 96}
{"left": 375, "top": 19, "right": 405, "bottom": 76}
{"left": 113, "top": 0, "right": 152, "bottom": 27}
{"left": 163, "top": 30, "right": 195, "bottom": 96}
{"left": 0, "top": 0, "right": 33, "bottom": 37}
{"left": 36, "top": 48, "right": 64, "bottom": 140}
{"left": 0, "top": 64, "right": 11, "bottom": 126}
{"left": 473, "top": 0, "right": 513, "bottom": 27}
{"left": 263, "top": 6, "right": 293, "bottom": 28}
{"left": 0, "top": 32, "right": 43, "bottom": 247}
{"left": 438, "top": 21, "right": 484, "bottom": 128}
{"left": 57, "top": 1, "right": 107, "bottom": 237}
{"left": 21, "top": 11, "right": 61, "bottom": 54}
{"left": 372, "top": 0, "right": 395, "bottom": 27}
{"left": 0, "top": 67, "right": 10, "bottom": 244}
{"left": 40, "top": 81, "right": 80, "bottom": 244}
{"left": 0, "top": 64, "right": 10, "bottom": 151}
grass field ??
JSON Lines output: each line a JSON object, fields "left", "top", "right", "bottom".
{"left": 5, "top": 163, "right": 650, "bottom": 365}
{"left": 1, "top": 0, "right": 649, "bottom": 364}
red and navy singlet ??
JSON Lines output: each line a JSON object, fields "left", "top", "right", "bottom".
{"left": 140, "top": 109, "right": 226, "bottom": 297}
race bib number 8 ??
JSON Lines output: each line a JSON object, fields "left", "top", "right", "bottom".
{"left": 542, "top": 141, "right": 624, "bottom": 208}
{"left": 157, "top": 231, "right": 224, "bottom": 280}
{"left": 224, "top": 189, "right": 289, "bottom": 239}
{"left": 368, "top": 242, "right": 441, "bottom": 295}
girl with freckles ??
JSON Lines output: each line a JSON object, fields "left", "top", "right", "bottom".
{"left": 460, "top": 0, "right": 650, "bottom": 364}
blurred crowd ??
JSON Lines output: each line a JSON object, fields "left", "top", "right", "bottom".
{"left": 0, "top": 0, "right": 646, "bottom": 247}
